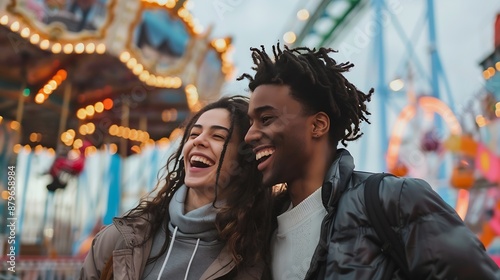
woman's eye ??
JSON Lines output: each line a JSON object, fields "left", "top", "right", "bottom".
{"left": 189, "top": 133, "right": 199, "bottom": 138}
{"left": 214, "top": 134, "right": 226, "bottom": 140}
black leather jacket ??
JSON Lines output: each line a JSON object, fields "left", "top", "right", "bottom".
{"left": 277, "top": 149, "right": 500, "bottom": 279}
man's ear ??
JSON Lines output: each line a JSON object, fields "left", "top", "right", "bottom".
{"left": 311, "top": 112, "right": 330, "bottom": 138}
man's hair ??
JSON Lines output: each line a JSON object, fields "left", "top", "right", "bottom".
{"left": 238, "top": 44, "right": 373, "bottom": 147}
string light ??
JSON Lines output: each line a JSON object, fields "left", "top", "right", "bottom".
{"left": 0, "top": 15, "right": 8, "bottom": 25}
{"left": 85, "top": 43, "right": 96, "bottom": 54}
{"left": 283, "top": 31, "right": 296, "bottom": 44}
{"left": 108, "top": 124, "right": 150, "bottom": 143}
{"left": 297, "top": 9, "right": 310, "bottom": 21}
{"left": 35, "top": 69, "right": 67, "bottom": 104}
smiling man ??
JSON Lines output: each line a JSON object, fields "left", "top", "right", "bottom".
{"left": 238, "top": 44, "right": 500, "bottom": 280}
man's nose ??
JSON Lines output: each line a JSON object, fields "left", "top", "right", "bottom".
{"left": 244, "top": 124, "right": 260, "bottom": 145}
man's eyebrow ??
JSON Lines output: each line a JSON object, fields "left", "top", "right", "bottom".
{"left": 192, "top": 124, "right": 230, "bottom": 132}
{"left": 252, "top": 105, "right": 276, "bottom": 115}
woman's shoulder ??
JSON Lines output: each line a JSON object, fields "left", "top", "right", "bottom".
{"left": 93, "top": 215, "right": 150, "bottom": 248}
{"left": 93, "top": 221, "right": 126, "bottom": 250}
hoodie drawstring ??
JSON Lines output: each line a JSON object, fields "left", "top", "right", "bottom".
{"left": 156, "top": 226, "right": 202, "bottom": 280}
{"left": 157, "top": 226, "right": 178, "bottom": 280}
{"left": 184, "top": 238, "right": 200, "bottom": 280}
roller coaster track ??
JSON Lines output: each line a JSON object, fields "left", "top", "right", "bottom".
{"left": 292, "top": 0, "right": 369, "bottom": 48}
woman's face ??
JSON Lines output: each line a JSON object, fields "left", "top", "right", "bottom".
{"left": 182, "top": 108, "right": 239, "bottom": 196}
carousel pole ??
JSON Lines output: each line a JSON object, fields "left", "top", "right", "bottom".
{"left": 119, "top": 101, "right": 130, "bottom": 214}
{"left": 15, "top": 55, "right": 28, "bottom": 141}
{"left": 104, "top": 100, "right": 130, "bottom": 223}
{"left": 44, "top": 70, "right": 72, "bottom": 257}
{"left": 15, "top": 86, "right": 25, "bottom": 138}
{"left": 139, "top": 115, "right": 147, "bottom": 132}
{"left": 12, "top": 56, "right": 28, "bottom": 255}
{"left": 57, "top": 73, "right": 72, "bottom": 149}
{"left": 120, "top": 101, "right": 130, "bottom": 158}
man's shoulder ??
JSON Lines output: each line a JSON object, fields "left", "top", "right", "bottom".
{"left": 350, "top": 171, "right": 430, "bottom": 187}
{"left": 348, "top": 172, "right": 434, "bottom": 199}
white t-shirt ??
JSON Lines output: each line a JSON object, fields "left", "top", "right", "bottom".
{"left": 271, "top": 187, "right": 327, "bottom": 280}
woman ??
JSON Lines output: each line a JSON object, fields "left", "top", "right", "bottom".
{"left": 80, "top": 96, "right": 273, "bottom": 279}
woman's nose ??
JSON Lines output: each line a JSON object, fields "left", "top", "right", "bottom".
{"left": 192, "top": 134, "right": 208, "bottom": 147}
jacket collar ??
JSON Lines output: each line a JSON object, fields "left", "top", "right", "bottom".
{"left": 302, "top": 149, "right": 355, "bottom": 280}
{"left": 113, "top": 215, "right": 153, "bottom": 279}
{"left": 321, "top": 148, "right": 355, "bottom": 209}
{"left": 113, "top": 215, "right": 151, "bottom": 248}
{"left": 202, "top": 244, "right": 265, "bottom": 280}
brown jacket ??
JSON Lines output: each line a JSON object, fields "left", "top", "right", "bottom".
{"left": 80, "top": 216, "right": 264, "bottom": 279}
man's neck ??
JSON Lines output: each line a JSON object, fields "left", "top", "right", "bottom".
{"left": 288, "top": 147, "right": 336, "bottom": 207}
{"left": 288, "top": 181, "right": 322, "bottom": 207}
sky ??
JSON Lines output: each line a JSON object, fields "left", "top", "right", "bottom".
{"left": 189, "top": 0, "right": 307, "bottom": 94}
{"left": 190, "top": 0, "right": 499, "bottom": 99}
{"left": 189, "top": 0, "right": 500, "bottom": 175}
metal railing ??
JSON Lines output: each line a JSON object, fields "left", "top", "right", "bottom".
{"left": 0, "top": 257, "right": 83, "bottom": 280}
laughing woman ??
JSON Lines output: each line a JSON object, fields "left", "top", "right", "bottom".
{"left": 80, "top": 96, "right": 273, "bottom": 279}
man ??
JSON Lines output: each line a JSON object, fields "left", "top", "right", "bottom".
{"left": 238, "top": 44, "right": 500, "bottom": 279}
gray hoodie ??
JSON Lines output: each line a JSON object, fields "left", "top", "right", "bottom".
{"left": 80, "top": 185, "right": 264, "bottom": 280}
{"left": 142, "top": 185, "right": 225, "bottom": 280}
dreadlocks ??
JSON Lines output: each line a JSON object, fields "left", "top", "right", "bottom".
{"left": 238, "top": 43, "right": 373, "bottom": 147}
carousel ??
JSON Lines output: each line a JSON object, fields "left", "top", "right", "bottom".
{"left": 0, "top": 0, "right": 233, "bottom": 277}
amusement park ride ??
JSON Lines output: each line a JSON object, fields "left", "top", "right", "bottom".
{"left": 0, "top": 0, "right": 233, "bottom": 156}
{"left": 288, "top": 0, "right": 500, "bottom": 260}
{"left": 0, "top": 0, "right": 235, "bottom": 274}
{"left": 290, "top": 0, "right": 458, "bottom": 173}
{"left": 0, "top": 0, "right": 499, "bottom": 275}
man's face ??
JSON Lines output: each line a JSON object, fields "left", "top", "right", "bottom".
{"left": 245, "top": 84, "right": 314, "bottom": 187}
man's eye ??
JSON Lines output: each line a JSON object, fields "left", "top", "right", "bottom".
{"left": 261, "top": 116, "right": 274, "bottom": 124}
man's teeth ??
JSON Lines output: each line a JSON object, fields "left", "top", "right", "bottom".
{"left": 256, "top": 149, "right": 274, "bottom": 161}
{"left": 190, "top": 155, "right": 214, "bottom": 166}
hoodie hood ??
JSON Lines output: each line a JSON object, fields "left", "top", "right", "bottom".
{"left": 168, "top": 185, "right": 220, "bottom": 241}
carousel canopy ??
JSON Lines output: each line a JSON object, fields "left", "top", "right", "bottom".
{"left": 0, "top": 0, "right": 233, "bottom": 156}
